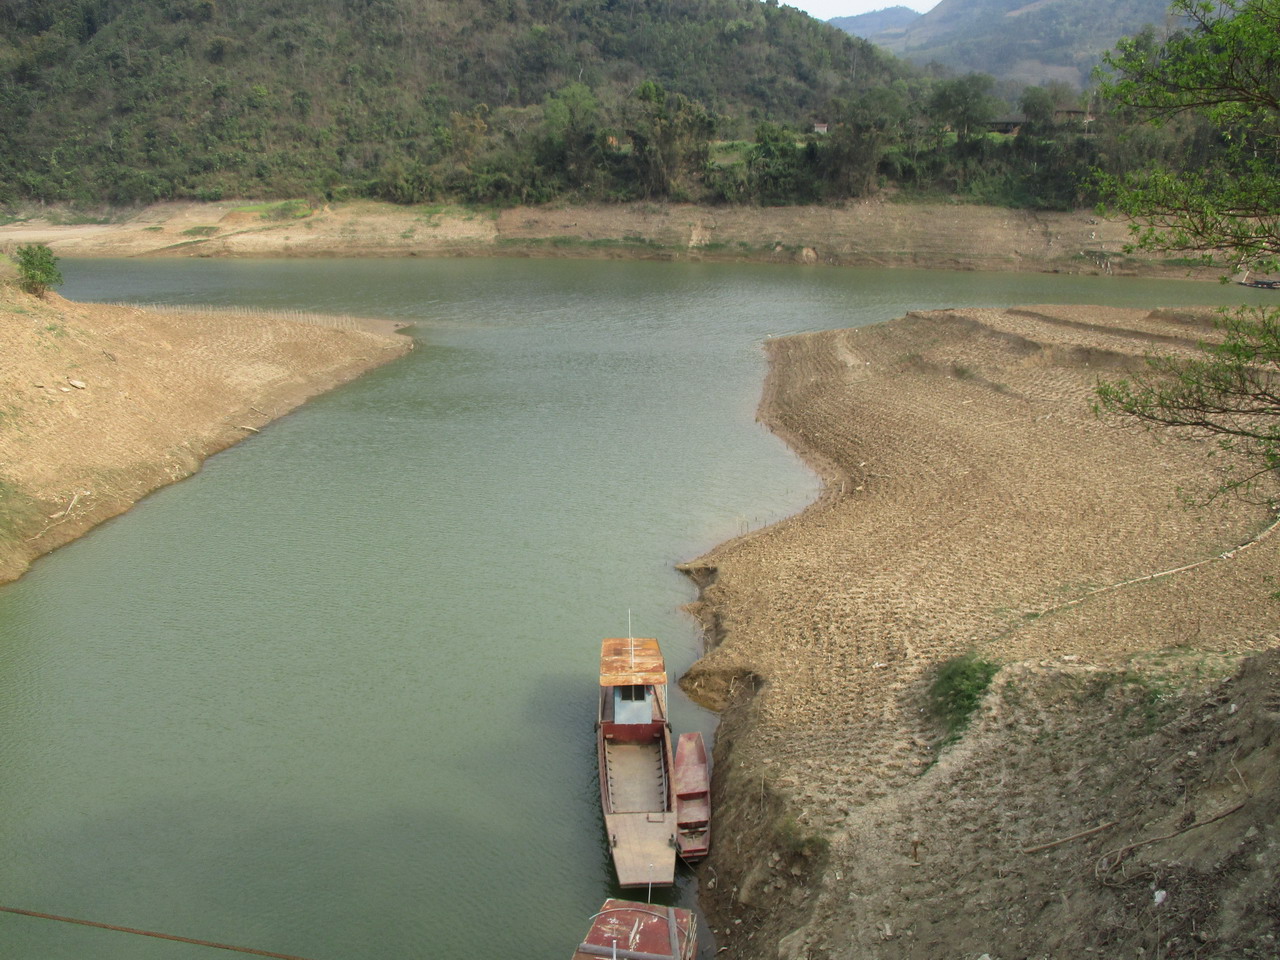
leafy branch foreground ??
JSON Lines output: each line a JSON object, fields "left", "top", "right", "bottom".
{"left": 1095, "top": 308, "right": 1280, "bottom": 502}
{"left": 1096, "top": 0, "right": 1280, "bottom": 505}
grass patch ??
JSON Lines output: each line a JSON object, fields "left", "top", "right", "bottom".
{"left": 775, "top": 814, "right": 830, "bottom": 860}
{"left": 709, "top": 139, "right": 751, "bottom": 164}
{"left": 929, "top": 653, "right": 1000, "bottom": 739}
{"left": 231, "top": 200, "right": 312, "bottom": 221}
{"left": 181, "top": 226, "right": 219, "bottom": 237}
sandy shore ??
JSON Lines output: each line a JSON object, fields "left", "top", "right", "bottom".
{"left": 681, "top": 305, "right": 1279, "bottom": 958}
{"left": 0, "top": 287, "right": 412, "bottom": 583}
{"left": 0, "top": 199, "right": 1207, "bottom": 278}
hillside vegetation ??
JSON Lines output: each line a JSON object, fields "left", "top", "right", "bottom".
{"left": 0, "top": 0, "right": 1231, "bottom": 212}
{"left": 0, "top": 0, "right": 898, "bottom": 203}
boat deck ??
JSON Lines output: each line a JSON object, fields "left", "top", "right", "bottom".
{"left": 602, "top": 741, "right": 675, "bottom": 886}
{"left": 604, "top": 811, "right": 677, "bottom": 887}
{"left": 604, "top": 742, "right": 666, "bottom": 813}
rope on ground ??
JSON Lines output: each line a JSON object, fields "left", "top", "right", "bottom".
{"left": 1036, "top": 513, "right": 1280, "bottom": 619}
{"left": 0, "top": 905, "right": 320, "bottom": 960}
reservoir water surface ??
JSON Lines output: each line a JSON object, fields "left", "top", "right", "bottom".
{"left": 1, "top": 258, "right": 1269, "bottom": 959}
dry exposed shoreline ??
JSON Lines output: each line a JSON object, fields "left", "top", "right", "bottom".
{"left": 680, "top": 306, "right": 1279, "bottom": 958}
{"left": 0, "top": 198, "right": 1213, "bottom": 279}
{"left": 0, "top": 288, "right": 412, "bottom": 583}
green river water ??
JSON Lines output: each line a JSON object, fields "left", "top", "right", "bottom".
{"left": 1, "top": 258, "right": 1271, "bottom": 959}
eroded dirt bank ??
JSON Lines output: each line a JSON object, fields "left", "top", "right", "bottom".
{"left": 0, "top": 199, "right": 1195, "bottom": 277}
{"left": 681, "top": 307, "right": 1279, "bottom": 958}
{"left": 0, "top": 286, "right": 412, "bottom": 583}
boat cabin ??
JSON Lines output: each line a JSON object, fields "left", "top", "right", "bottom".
{"left": 596, "top": 637, "right": 678, "bottom": 887}
{"left": 598, "top": 637, "right": 669, "bottom": 741}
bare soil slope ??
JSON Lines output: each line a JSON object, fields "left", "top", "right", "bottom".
{"left": 681, "top": 306, "right": 1279, "bottom": 958}
{"left": 0, "top": 286, "right": 411, "bottom": 583}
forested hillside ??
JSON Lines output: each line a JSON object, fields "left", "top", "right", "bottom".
{"left": 0, "top": 0, "right": 1224, "bottom": 211}
{"left": 0, "top": 0, "right": 899, "bottom": 203}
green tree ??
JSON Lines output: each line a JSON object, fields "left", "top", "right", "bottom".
{"left": 821, "top": 87, "right": 907, "bottom": 197}
{"left": 624, "top": 81, "right": 713, "bottom": 200}
{"left": 927, "top": 73, "right": 999, "bottom": 148}
{"left": 14, "top": 243, "right": 62, "bottom": 296}
{"left": 1019, "top": 86, "right": 1057, "bottom": 132}
{"left": 1095, "top": 0, "right": 1280, "bottom": 502}
{"left": 1098, "top": 0, "right": 1280, "bottom": 271}
{"left": 746, "top": 122, "right": 814, "bottom": 204}
{"left": 542, "top": 83, "right": 602, "bottom": 191}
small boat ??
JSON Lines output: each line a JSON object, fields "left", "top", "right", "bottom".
{"left": 1235, "top": 268, "right": 1280, "bottom": 289}
{"left": 674, "top": 732, "right": 710, "bottom": 861}
{"left": 572, "top": 899, "right": 697, "bottom": 960}
{"left": 597, "top": 637, "right": 677, "bottom": 888}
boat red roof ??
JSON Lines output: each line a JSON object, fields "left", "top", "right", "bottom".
{"left": 599, "top": 638, "right": 667, "bottom": 686}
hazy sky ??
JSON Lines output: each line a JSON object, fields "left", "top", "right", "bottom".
{"left": 786, "top": 0, "right": 942, "bottom": 21}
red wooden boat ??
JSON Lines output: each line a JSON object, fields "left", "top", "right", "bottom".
{"left": 674, "top": 732, "right": 710, "bottom": 861}
{"left": 572, "top": 899, "right": 697, "bottom": 960}
{"left": 596, "top": 638, "right": 677, "bottom": 888}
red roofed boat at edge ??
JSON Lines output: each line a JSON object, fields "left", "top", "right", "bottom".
{"left": 596, "top": 637, "right": 677, "bottom": 888}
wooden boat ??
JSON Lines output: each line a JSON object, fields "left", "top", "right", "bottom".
{"left": 674, "top": 732, "right": 710, "bottom": 861}
{"left": 572, "top": 898, "right": 697, "bottom": 960}
{"left": 597, "top": 637, "right": 677, "bottom": 888}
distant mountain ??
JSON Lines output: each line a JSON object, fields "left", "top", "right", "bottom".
{"left": 830, "top": 0, "right": 1176, "bottom": 88}
{"left": 828, "top": 6, "right": 921, "bottom": 41}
